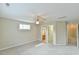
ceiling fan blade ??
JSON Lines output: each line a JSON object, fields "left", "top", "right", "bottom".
{"left": 37, "top": 16, "right": 46, "bottom": 21}
{"left": 57, "top": 16, "right": 67, "bottom": 19}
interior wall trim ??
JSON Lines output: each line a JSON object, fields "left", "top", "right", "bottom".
{"left": 0, "top": 16, "right": 34, "bottom": 23}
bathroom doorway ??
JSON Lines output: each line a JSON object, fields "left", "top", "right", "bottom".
{"left": 67, "top": 23, "right": 77, "bottom": 46}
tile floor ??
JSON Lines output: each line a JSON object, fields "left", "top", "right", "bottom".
{"left": 0, "top": 41, "right": 79, "bottom": 55}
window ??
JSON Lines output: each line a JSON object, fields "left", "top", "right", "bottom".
{"left": 19, "top": 24, "right": 30, "bottom": 30}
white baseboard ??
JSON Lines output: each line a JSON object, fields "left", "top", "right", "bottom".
{"left": 0, "top": 40, "right": 37, "bottom": 51}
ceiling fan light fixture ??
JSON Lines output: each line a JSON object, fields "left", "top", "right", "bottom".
{"left": 36, "top": 21, "right": 39, "bottom": 24}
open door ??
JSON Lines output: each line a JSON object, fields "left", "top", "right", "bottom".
{"left": 48, "top": 25, "right": 54, "bottom": 44}
{"left": 67, "top": 23, "right": 77, "bottom": 46}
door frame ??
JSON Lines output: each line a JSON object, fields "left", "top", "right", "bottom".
{"left": 41, "top": 25, "right": 48, "bottom": 43}
{"left": 77, "top": 24, "right": 78, "bottom": 48}
{"left": 41, "top": 24, "right": 56, "bottom": 44}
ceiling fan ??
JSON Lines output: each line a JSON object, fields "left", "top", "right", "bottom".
{"left": 25, "top": 13, "right": 48, "bottom": 24}
{"left": 35, "top": 15, "right": 46, "bottom": 24}
{"left": 31, "top": 15, "right": 67, "bottom": 24}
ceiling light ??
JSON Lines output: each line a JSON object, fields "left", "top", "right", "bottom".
{"left": 36, "top": 18, "right": 39, "bottom": 24}
{"left": 36, "top": 21, "right": 39, "bottom": 24}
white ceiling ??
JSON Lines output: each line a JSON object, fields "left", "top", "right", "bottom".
{"left": 0, "top": 3, "right": 79, "bottom": 22}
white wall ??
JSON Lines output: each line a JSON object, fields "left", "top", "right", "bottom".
{"left": 56, "top": 21, "right": 67, "bottom": 45}
{"left": 0, "top": 4, "right": 2, "bottom": 17}
{"left": 0, "top": 18, "right": 37, "bottom": 50}
{"left": 36, "top": 25, "right": 41, "bottom": 41}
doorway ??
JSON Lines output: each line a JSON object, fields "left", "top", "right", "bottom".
{"left": 41, "top": 26, "right": 47, "bottom": 43}
{"left": 67, "top": 23, "right": 77, "bottom": 46}
{"left": 41, "top": 25, "right": 56, "bottom": 44}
